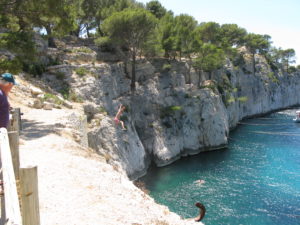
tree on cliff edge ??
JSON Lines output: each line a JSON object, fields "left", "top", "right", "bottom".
{"left": 244, "top": 33, "right": 271, "bottom": 74}
{"left": 102, "top": 8, "right": 157, "bottom": 92}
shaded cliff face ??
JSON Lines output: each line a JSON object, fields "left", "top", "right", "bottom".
{"left": 222, "top": 56, "right": 300, "bottom": 128}
{"left": 44, "top": 47, "right": 300, "bottom": 179}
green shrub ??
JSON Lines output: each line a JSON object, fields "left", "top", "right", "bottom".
{"left": 184, "top": 93, "right": 192, "bottom": 98}
{"left": 75, "top": 67, "right": 88, "bottom": 77}
{"left": 98, "top": 107, "right": 107, "bottom": 114}
{"left": 160, "top": 105, "right": 182, "bottom": 118}
{"left": 55, "top": 71, "right": 65, "bottom": 80}
{"left": 237, "top": 96, "right": 248, "bottom": 103}
{"left": 69, "top": 91, "right": 83, "bottom": 103}
{"left": 59, "top": 85, "right": 70, "bottom": 99}
{"left": 71, "top": 47, "right": 94, "bottom": 54}
{"left": 288, "top": 66, "right": 297, "bottom": 73}
{"left": 267, "top": 72, "right": 279, "bottom": 83}
{"left": 94, "top": 36, "right": 115, "bottom": 52}
{"left": 43, "top": 93, "right": 64, "bottom": 105}
{"left": 201, "top": 83, "right": 217, "bottom": 91}
{"left": 226, "top": 95, "right": 235, "bottom": 105}
{"left": 162, "top": 63, "right": 171, "bottom": 72}
{"left": 0, "top": 57, "right": 22, "bottom": 74}
{"left": 47, "top": 56, "right": 61, "bottom": 66}
{"left": 23, "top": 62, "right": 46, "bottom": 77}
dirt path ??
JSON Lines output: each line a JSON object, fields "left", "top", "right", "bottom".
{"left": 11, "top": 77, "right": 201, "bottom": 225}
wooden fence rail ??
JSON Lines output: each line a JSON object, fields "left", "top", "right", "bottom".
{"left": 0, "top": 128, "right": 22, "bottom": 225}
{"left": 0, "top": 108, "right": 40, "bottom": 225}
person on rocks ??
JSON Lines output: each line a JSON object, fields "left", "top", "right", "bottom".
{"left": 0, "top": 73, "right": 17, "bottom": 128}
{"left": 114, "top": 104, "right": 126, "bottom": 130}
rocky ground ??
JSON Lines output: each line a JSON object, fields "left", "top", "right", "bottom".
{"left": 9, "top": 75, "right": 202, "bottom": 225}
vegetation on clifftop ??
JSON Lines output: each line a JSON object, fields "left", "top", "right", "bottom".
{"left": 0, "top": 0, "right": 299, "bottom": 82}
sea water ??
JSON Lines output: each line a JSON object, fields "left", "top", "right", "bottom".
{"left": 141, "top": 110, "right": 300, "bottom": 225}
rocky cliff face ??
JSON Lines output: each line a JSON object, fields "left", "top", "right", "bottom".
{"left": 42, "top": 44, "right": 300, "bottom": 179}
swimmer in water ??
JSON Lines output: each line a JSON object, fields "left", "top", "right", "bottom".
{"left": 194, "top": 179, "right": 205, "bottom": 185}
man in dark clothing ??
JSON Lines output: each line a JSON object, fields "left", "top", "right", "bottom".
{"left": 0, "top": 73, "right": 17, "bottom": 128}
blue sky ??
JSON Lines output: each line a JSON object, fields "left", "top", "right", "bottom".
{"left": 139, "top": 0, "right": 300, "bottom": 64}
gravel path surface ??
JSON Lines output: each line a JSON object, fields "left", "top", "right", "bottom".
{"left": 16, "top": 104, "right": 202, "bottom": 225}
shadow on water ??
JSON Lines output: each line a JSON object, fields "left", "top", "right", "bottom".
{"left": 141, "top": 148, "right": 231, "bottom": 189}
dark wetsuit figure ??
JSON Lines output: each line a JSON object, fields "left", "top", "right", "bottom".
{"left": 0, "top": 89, "right": 9, "bottom": 128}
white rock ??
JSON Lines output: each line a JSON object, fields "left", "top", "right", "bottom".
{"left": 37, "top": 93, "right": 45, "bottom": 99}
{"left": 63, "top": 100, "right": 73, "bottom": 109}
{"left": 32, "top": 99, "right": 43, "bottom": 109}
{"left": 43, "top": 102, "right": 54, "bottom": 110}
{"left": 30, "top": 86, "right": 43, "bottom": 96}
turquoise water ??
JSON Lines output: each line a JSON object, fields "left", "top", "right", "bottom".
{"left": 141, "top": 110, "right": 300, "bottom": 225}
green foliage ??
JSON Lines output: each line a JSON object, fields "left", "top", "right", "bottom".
{"left": 71, "top": 47, "right": 94, "bottom": 54}
{"left": 162, "top": 63, "right": 171, "bottom": 71}
{"left": 267, "top": 72, "right": 279, "bottom": 83}
{"left": 94, "top": 36, "right": 115, "bottom": 52}
{"left": 58, "top": 82, "right": 83, "bottom": 102}
{"left": 75, "top": 67, "right": 88, "bottom": 77}
{"left": 23, "top": 62, "right": 46, "bottom": 77}
{"left": 0, "top": 57, "right": 22, "bottom": 74}
{"left": 102, "top": 8, "right": 157, "bottom": 91}
{"left": 157, "top": 12, "right": 177, "bottom": 58}
{"left": 0, "top": 31, "right": 36, "bottom": 74}
{"left": 195, "top": 21, "right": 221, "bottom": 45}
{"left": 60, "top": 87, "right": 83, "bottom": 103}
{"left": 226, "top": 95, "right": 235, "bottom": 104}
{"left": 0, "top": 0, "right": 297, "bottom": 81}
{"left": 0, "top": 32, "right": 35, "bottom": 59}
{"left": 174, "top": 14, "right": 198, "bottom": 58}
{"left": 219, "top": 23, "right": 247, "bottom": 48}
{"left": 288, "top": 66, "right": 297, "bottom": 73}
{"left": 43, "top": 93, "right": 64, "bottom": 105}
{"left": 102, "top": 8, "right": 157, "bottom": 48}
{"left": 160, "top": 105, "right": 182, "bottom": 118}
{"left": 232, "top": 53, "right": 246, "bottom": 67}
{"left": 146, "top": 0, "right": 167, "bottom": 19}
{"left": 98, "top": 106, "right": 107, "bottom": 114}
{"left": 244, "top": 33, "right": 271, "bottom": 55}
{"left": 55, "top": 72, "right": 65, "bottom": 80}
{"left": 237, "top": 96, "right": 248, "bottom": 103}
{"left": 281, "top": 48, "right": 296, "bottom": 72}
{"left": 193, "top": 43, "right": 225, "bottom": 77}
{"left": 201, "top": 83, "right": 217, "bottom": 91}
{"left": 47, "top": 56, "right": 61, "bottom": 66}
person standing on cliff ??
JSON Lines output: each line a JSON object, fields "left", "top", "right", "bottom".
{"left": 114, "top": 104, "right": 126, "bottom": 130}
{"left": 0, "top": 73, "right": 17, "bottom": 128}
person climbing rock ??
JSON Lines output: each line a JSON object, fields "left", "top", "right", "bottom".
{"left": 114, "top": 104, "right": 126, "bottom": 130}
{"left": 0, "top": 73, "right": 17, "bottom": 128}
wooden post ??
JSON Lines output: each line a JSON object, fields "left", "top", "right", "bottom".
{"left": 0, "top": 128, "right": 22, "bottom": 225}
{"left": 7, "top": 131, "right": 19, "bottom": 181}
{"left": 7, "top": 108, "right": 20, "bottom": 181}
{"left": 19, "top": 167, "right": 40, "bottom": 225}
{"left": 16, "top": 108, "right": 22, "bottom": 131}
{"left": 8, "top": 108, "right": 20, "bottom": 135}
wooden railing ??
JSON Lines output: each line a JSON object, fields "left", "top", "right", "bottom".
{"left": 0, "top": 109, "right": 40, "bottom": 225}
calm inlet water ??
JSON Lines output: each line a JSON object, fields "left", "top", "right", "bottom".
{"left": 141, "top": 110, "right": 300, "bottom": 225}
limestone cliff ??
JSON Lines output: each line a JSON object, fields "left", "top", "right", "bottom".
{"left": 41, "top": 43, "right": 300, "bottom": 179}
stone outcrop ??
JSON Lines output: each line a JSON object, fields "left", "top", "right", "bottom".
{"left": 88, "top": 117, "right": 148, "bottom": 180}
{"left": 41, "top": 44, "right": 300, "bottom": 179}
